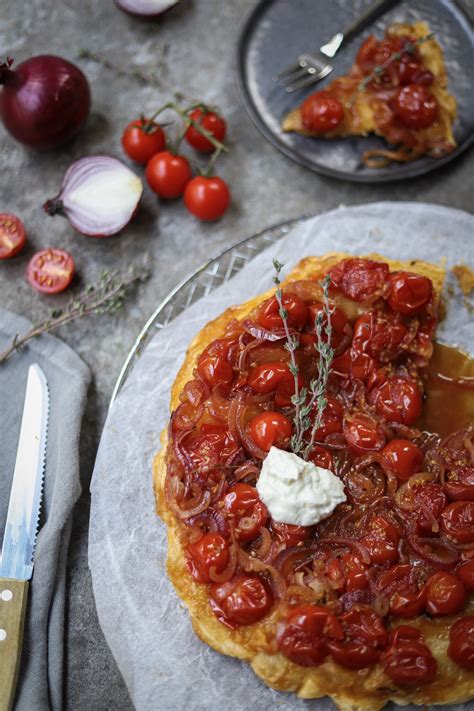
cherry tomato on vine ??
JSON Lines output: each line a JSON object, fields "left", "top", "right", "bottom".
{"left": 425, "top": 571, "right": 466, "bottom": 617}
{"left": 184, "top": 176, "right": 230, "bottom": 221}
{"left": 391, "top": 84, "right": 438, "bottom": 129}
{"left": 223, "top": 483, "right": 268, "bottom": 542}
{"left": 27, "top": 248, "right": 74, "bottom": 294}
{"left": 381, "top": 439, "right": 424, "bottom": 480}
{"left": 387, "top": 271, "right": 433, "bottom": 315}
{"left": 145, "top": 150, "right": 192, "bottom": 198}
{"left": 301, "top": 91, "right": 345, "bottom": 134}
{"left": 0, "top": 213, "right": 26, "bottom": 259}
{"left": 248, "top": 411, "right": 293, "bottom": 451}
{"left": 381, "top": 627, "right": 437, "bottom": 685}
{"left": 209, "top": 574, "right": 272, "bottom": 627}
{"left": 277, "top": 604, "right": 343, "bottom": 667}
{"left": 121, "top": 118, "right": 166, "bottom": 164}
{"left": 186, "top": 532, "right": 230, "bottom": 584}
{"left": 258, "top": 293, "right": 308, "bottom": 331}
{"left": 185, "top": 108, "right": 227, "bottom": 153}
{"left": 448, "top": 616, "right": 474, "bottom": 670}
{"left": 343, "top": 413, "right": 386, "bottom": 455}
{"left": 370, "top": 376, "right": 422, "bottom": 425}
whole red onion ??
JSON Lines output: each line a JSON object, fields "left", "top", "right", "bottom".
{"left": 0, "top": 55, "right": 90, "bottom": 149}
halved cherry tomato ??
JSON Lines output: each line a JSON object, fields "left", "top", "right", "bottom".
{"left": 184, "top": 176, "right": 230, "bottom": 221}
{"left": 209, "top": 574, "right": 272, "bottom": 628}
{"left": 145, "top": 150, "right": 192, "bottom": 198}
{"left": 26, "top": 248, "right": 74, "bottom": 294}
{"left": 301, "top": 91, "right": 344, "bottom": 134}
{"left": 308, "top": 445, "right": 333, "bottom": 471}
{"left": 121, "top": 118, "right": 166, "bottom": 164}
{"left": 381, "top": 439, "right": 424, "bottom": 480}
{"left": 457, "top": 561, "right": 474, "bottom": 591}
{"left": 343, "top": 413, "right": 386, "bottom": 455}
{"left": 370, "top": 376, "right": 422, "bottom": 425}
{"left": 184, "top": 424, "right": 241, "bottom": 470}
{"left": 376, "top": 564, "right": 426, "bottom": 618}
{"left": 352, "top": 311, "right": 407, "bottom": 362}
{"left": 307, "top": 301, "right": 348, "bottom": 350}
{"left": 186, "top": 532, "right": 230, "bottom": 583}
{"left": 328, "top": 640, "right": 380, "bottom": 669}
{"left": 448, "top": 616, "right": 474, "bottom": 670}
{"left": 444, "top": 466, "right": 474, "bottom": 502}
{"left": 185, "top": 108, "right": 226, "bottom": 153}
{"left": 248, "top": 411, "right": 293, "bottom": 451}
{"left": 391, "top": 84, "right": 438, "bottom": 129}
{"left": 411, "top": 483, "right": 447, "bottom": 532}
{"left": 387, "top": 271, "right": 433, "bottom": 315}
{"left": 425, "top": 571, "right": 466, "bottom": 617}
{"left": 277, "top": 604, "right": 343, "bottom": 667}
{"left": 258, "top": 293, "right": 308, "bottom": 331}
{"left": 0, "top": 213, "right": 26, "bottom": 259}
{"left": 223, "top": 483, "right": 268, "bottom": 542}
{"left": 197, "top": 338, "right": 234, "bottom": 387}
{"left": 272, "top": 521, "right": 313, "bottom": 547}
{"left": 440, "top": 501, "right": 474, "bottom": 544}
{"left": 329, "top": 258, "right": 389, "bottom": 302}
{"left": 381, "top": 627, "right": 437, "bottom": 685}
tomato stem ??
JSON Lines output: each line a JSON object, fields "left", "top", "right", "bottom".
{"left": 150, "top": 101, "right": 228, "bottom": 154}
{"left": 200, "top": 145, "right": 223, "bottom": 177}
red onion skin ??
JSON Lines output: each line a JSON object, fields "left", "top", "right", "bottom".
{"left": 0, "top": 56, "right": 90, "bottom": 149}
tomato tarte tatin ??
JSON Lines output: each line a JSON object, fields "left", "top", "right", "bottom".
{"left": 154, "top": 252, "right": 474, "bottom": 710}
{"left": 282, "top": 22, "right": 457, "bottom": 168}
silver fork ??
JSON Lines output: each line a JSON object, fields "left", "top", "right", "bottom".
{"left": 276, "top": 0, "right": 400, "bottom": 92}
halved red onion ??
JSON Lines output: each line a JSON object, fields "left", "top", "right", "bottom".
{"left": 43, "top": 155, "right": 143, "bottom": 237}
{"left": 114, "top": 0, "right": 178, "bottom": 16}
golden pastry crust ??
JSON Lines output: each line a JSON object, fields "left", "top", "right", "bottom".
{"left": 282, "top": 22, "right": 457, "bottom": 163}
{"left": 154, "top": 252, "right": 474, "bottom": 710}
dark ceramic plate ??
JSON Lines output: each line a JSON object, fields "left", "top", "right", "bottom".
{"left": 237, "top": 0, "right": 474, "bottom": 182}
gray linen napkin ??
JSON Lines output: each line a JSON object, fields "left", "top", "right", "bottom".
{"left": 0, "top": 308, "right": 91, "bottom": 711}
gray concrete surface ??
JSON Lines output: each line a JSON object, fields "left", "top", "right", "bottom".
{"left": 1, "top": 1, "right": 473, "bottom": 709}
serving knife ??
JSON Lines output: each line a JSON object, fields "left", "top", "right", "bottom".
{"left": 0, "top": 364, "right": 49, "bottom": 711}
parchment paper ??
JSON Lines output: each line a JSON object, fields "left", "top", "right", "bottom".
{"left": 89, "top": 202, "right": 474, "bottom": 711}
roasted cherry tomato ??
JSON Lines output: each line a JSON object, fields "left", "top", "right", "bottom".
{"left": 381, "top": 627, "right": 437, "bottom": 685}
{"left": 0, "top": 213, "right": 26, "bottom": 259}
{"left": 258, "top": 293, "right": 308, "bottom": 331}
{"left": 312, "top": 396, "right": 344, "bottom": 441}
{"left": 448, "top": 616, "right": 474, "bottom": 670}
{"left": 197, "top": 338, "right": 234, "bottom": 387}
{"left": 186, "top": 532, "right": 230, "bottom": 583}
{"left": 376, "top": 564, "right": 426, "bottom": 618}
{"left": 328, "top": 640, "right": 380, "bottom": 669}
{"left": 352, "top": 311, "right": 407, "bottom": 362}
{"left": 440, "top": 501, "right": 474, "bottom": 544}
{"left": 307, "top": 301, "right": 348, "bottom": 349}
{"left": 272, "top": 521, "right": 313, "bottom": 547}
{"left": 381, "top": 439, "right": 424, "bottom": 480}
{"left": 425, "top": 571, "right": 466, "bottom": 617}
{"left": 301, "top": 91, "right": 344, "bottom": 134}
{"left": 248, "top": 361, "right": 293, "bottom": 393}
{"left": 329, "top": 258, "right": 389, "bottom": 302}
{"left": 277, "top": 604, "right": 343, "bottom": 667}
{"left": 184, "top": 424, "right": 241, "bottom": 470}
{"left": 411, "top": 483, "right": 447, "bottom": 532}
{"left": 121, "top": 118, "right": 166, "bottom": 164}
{"left": 444, "top": 466, "right": 474, "bottom": 502}
{"left": 184, "top": 176, "right": 230, "bottom": 221}
{"left": 331, "top": 348, "right": 385, "bottom": 390}
{"left": 343, "top": 413, "right": 386, "bottom": 455}
{"left": 209, "top": 574, "right": 272, "bottom": 627}
{"left": 392, "top": 83, "right": 438, "bottom": 129}
{"left": 457, "top": 561, "right": 474, "bottom": 592}
{"left": 340, "top": 607, "right": 388, "bottom": 648}
{"left": 370, "top": 376, "right": 422, "bottom": 426}
{"left": 362, "top": 515, "right": 400, "bottom": 566}
{"left": 145, "top": 150, "right": 192, "bottom": 198}
{"left": 223, "top": 483, "right": 268, "bottom": 542}
{"left": 26, "top": 248, "right": 74, "bottom": 294}
{"left": 248, "top": 411, "right": 293, "bottom": 451}
{"left": 185, "top": 108, "right": 226, "bottom": 153}
{"left": 308, "top": 445, "right": 334, "bottom": 471}
{"left": 387, "top": 271, "right": 433, "bottom": 315}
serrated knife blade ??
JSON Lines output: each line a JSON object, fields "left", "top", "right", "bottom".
{"left": 0, "top": 363, "right": 48, "bottom": 711}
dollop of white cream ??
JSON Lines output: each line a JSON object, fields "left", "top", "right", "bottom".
{"left": 256, "top": 446, "right": 346, "bottom": 526}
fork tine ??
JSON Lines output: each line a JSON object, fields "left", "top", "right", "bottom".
{"left": 278, "top": 65, "right": 312, "bottom": 87}
{"left": 284, "top": 65, "right": 333, "bottom": 93}
{"left": 275, "top": 56, "right": 310, "bottom": 81}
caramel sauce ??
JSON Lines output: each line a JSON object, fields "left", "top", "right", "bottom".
{"left": 420, "top": 343, "right": 474, "bottom": 437}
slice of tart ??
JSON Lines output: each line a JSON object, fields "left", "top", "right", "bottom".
{"left": 282, "top": 22, "right": 457, "bottom": 167}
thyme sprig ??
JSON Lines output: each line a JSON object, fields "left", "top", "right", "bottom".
{"left": 272, "top": 260, "right": 335, "bottom": 460}
{"left": 348, "top": 33, "right": 434, "bottom": 106}
{"left": 0, "top": 262, "right": 151, "bottom": 364}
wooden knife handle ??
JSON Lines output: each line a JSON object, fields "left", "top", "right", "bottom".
{"left": 0, "top": 578, "right": 29, "bottom": 711}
